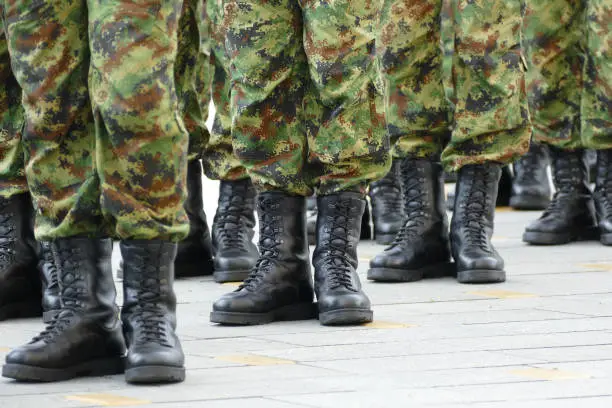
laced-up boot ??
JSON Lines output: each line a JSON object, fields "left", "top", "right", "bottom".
{"left": 40, "top": 241, "right": 60, "bottom": 323}
{"left": 121, "top": 241, "right": 185, "bottom": 384}
{"left": 0, "top": 193, "right": 41, "bottom": 321}
{"left": 447, "top": 166, "right": 513, "bottom": 211}
{"left": 594, "top": 149, "right": 612, "bottom": 246}
{"left": 369, "top": 160, "right": 405, "bottom": 245}
{"left": 212, "top": 179, "right": 258, "bottom": 283}
{"left": 308, "top": 196, "right": 372, "bottom": 244}
{"left": 523, "top": 148, "right": 598, "bottom": 245}
{"left": 451, "top": 164, "right": 505, "bottom": 284}
{"left": 368, "top": 159, "right": 452, "bottom": 282}
{"left": 2, "top": 238, "right": 126, "bottom": 382}
{"left": 210, "top": 192, "right": 316, "bottom": 325}
{"left": 511, "top": 143, "right": 551, "bottom": 210}
{"left": 314, "top": 192, "right": 373, "bottom": 325}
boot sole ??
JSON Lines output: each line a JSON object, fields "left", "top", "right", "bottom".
{"left": 367, "top": 262, "right": 455, "bottom": 282}
{"left": 319, "top": 308, "right": 373, "bottom": 326}
{"left": 210, "top": 302, "right": 317, "bottom": 325}
{"left": 523, "top": 227, "right": 599, "bottom": 245}
{"left": 510, "top": 195, "right": 550, "bottom": 211}
{"left": 175, "top": 258, "right": 214, "bottom": 278}
{"left": 42, "top": 309, "right": 60, "bottom": 324}
{"left": 125, "top": 365, "right": 185, "bottom": 384}
{"left": 374, "top": 234, "right": 397, "bottom": 246}
{"left": 2, "top": 357, "right": 125, "bottom": 382}
{"left": 601, "top": 233, "right": 612, "bottom": 246}
{"left": 0, "top": 300, "right": 42, "bottom": 322}
{"left": 457, "top": 269, "right": 506, "bottom": 284}
{"left": 213, "top": 270, "right": 250, "bottom": 283}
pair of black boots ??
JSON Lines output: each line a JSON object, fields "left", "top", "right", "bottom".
{"left": 211, "top": 191, "right": 373, "bottom": 326}
{"left": 368, "top": 161, "right": 505, "bottom": 284}
{"left": 3, "top": 238, "right": 185, "bottom": 384}
{"left": 117, "top": 160, "right": 258, "bottom": 283}
{"left": 523, "top": 148, "right": 612, "bottom": 246}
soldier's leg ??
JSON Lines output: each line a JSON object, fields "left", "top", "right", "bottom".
{"left": 88, "top": 0, "right": 188, "bottom": 384}
{"left": 205, "top": 0, "right": 257, "bottom": 283}
{"left": 1, "top": 0, "right": 125, "bottom": 383}
{"left": 522, "top": 0, "right": 598, "bottom": 245}
{"left": 210, "top": 0, "right": 317, "bottom": 326}
{"left": 368, "top": 0, "right": 454, "bottom": 283}
{"left": 0, "top": 19, "right": 41, "bottom": 321}
{"left": 444, "top": 0, "right": 531, "bottom": 283}
{"left": 585, "top": 0, "right": 612, "bottom": 245}
{"left": 301, "top": 0, "right": 388, "bottom": 325}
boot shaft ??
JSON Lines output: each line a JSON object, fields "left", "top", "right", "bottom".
{"left": 216, "top": 179, "right": 257, "bottom": 228}
{"left": 550, "top": 147, "right": 590, "bottom": 193}
{"left": 0, "top": 193, "right": 37, "bottom": 268}
{"left": 313, "top": 192, "right": 365, "bottom": 271}
{"left": 399, "top": 159, "right": 447, "bottom": 229}
{"left": 51, "top": 238, "right": 118, "bottom": 323}
{"left": 595, "top": 149, "right": 612, "bottom": 193}
{"left": 184, "top": 160, "right": 208, "bottom": 235}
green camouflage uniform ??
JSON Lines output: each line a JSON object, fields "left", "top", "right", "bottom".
{"left": 1, "top": 0, "right": 189, "bottom": 242}
{"left": 382, "top": 0, "right": 532, "bottom": 170}
{"left": 176, "top": 0, "right": 247, "bottom": 181}
{"left": 0, "top": 23, "right": 25, "bottom": 199}
{"left": 523, "top": 0, "right": 612, "bottom": 149}
{"left": 224, "top": 0, "right": 390, "bottom": 196}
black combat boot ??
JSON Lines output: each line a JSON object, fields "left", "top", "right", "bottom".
{"left": 368, "top": 159, "right": 453, "bottom": 282}
{"left": 115, "top": 160, "right": 214, "bottom": 280}
{"left": 446, "top": 166, "right": 513, "bottom": 211}
{"left": 2, "top": 238, "right": 126, "bottom": 382}
{"left": 210, "top": 192, "right": 316, "bottom": 325}
{"left": 212, "top": 179, "right": 258, "bottom": 283}
{"left": 523, "top": 148, "right": 598, "bottom": 245}
{"left": 451, "top": 164, "right": 505, "bottom": 284}
{"left": 308, "top": 195, "right": 372, "bottom": 245}
{"left": 40, "top": 242, "right": 60, "bottom": 323}
{"left": 594, "top": 149, "right": 612, "bottom": 246}
{"left": 369, "top": 160, "right": 405, "bottom": 245}
{"left": 0, "top": 193, "right": 41, "bottom": 321}
{"left": 511, "top": 143, "right": 551, "bottom": 210}
{"left": 314, "top": 192, "right": 373, "bottom": 325}
{"left": 121, "top": 241, "right": 185, "bottom": 384}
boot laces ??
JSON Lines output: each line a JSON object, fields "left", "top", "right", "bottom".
{"left": 389, "top": 165, "right": 427, "bottom": 246}
{"left": 215, "top": 184, "right": 250, "bottom": 249}
{"left": 130, "top": 253, "right": 170, "bottom": 347}
{"left": 42, "top": 243, "right": 59, "bottom": 288}
{"left": 322, "top": 200, "right": 355, "bottom": 291}
{"left": 30, "top": 310, "right": 74, "bottom": 344}
{"left": 370, "top": 166, "right": 403, "bottom": 214}
{"left": 0, "top": 199, "right": 16, "bottom": 265}
{"left": 544, "top": 154, "right": 587, "bottom": 217}
{"left": 462, "top": 169, "right": 491, "bottom": 250}
{"left": 238, "top": 199, "right": 281, "bottom": 291}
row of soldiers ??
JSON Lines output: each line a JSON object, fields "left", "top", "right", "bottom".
{"left": 0, "top": 0, "right": 610, "bottom": 386}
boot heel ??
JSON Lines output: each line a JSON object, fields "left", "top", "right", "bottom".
{"left": 125, "top": 365, "right": 185, "bottom": 384}
{"left": 319, "top": 308, "right": 373, "bottom": 326}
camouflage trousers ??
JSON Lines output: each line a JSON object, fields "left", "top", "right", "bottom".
{"left": 224, "top": 0, "right": 390, "bottom": 196}
{"left": 176, "top": 0, "right": 247, "bottom": 181}
{"left": 0, "top": 22, "right": 25, "bottom": 199}
{"left": 524, "top": 0, "right": 612, "bottom": 150}
{"left": 382, "top": 0, "right": 532, "bottom": 170}
{"left": 1, "top": 0, "right": 189, "bottom": 241}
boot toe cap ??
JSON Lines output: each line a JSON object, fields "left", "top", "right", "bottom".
{"left": 212, "top": 292, "right": 258, "bottom": 313}
{"left": 455, "top": 253, "right": 503, "bottom": 272}
{"left": 318, "top": 292, "right": 371, "bottom": 313}
{"left": 214, "top": 254, "right": 256, "bottom": 272}
{"left": 127, "top": 345, "right": 184, "bottom": 368}
{"left": 5, "top": 343, "right": 48, "bottom": 367}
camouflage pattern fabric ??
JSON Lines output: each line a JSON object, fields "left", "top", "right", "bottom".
{"left": 2, "top": 0, "right": 189, "bottom": 241}
{"left": 523, "top": 0, "right": 612, "bottom": 150}
{"left": 0, "top": 21, "right": 26, "bottom": 199}
{"left": 381, "top": 0, "right": 531, "bottom": 170}
{"left": 224, "top": 0, "right": 390, "bottom": 196}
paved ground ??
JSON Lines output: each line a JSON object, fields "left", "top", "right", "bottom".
{"left": 2, "top": 179, "right": 612, "bottom": 408}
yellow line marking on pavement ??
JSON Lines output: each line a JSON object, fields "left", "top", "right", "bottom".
{"left": 469, "top": 290, "right": 537, "bottom": 299}
{"left": 495, "top": 207, "right": 513, "bottom": 212}
{"left": 358, "top": 258, "right": 371, "bottom": 263}
{"left": 221, "top": 281, "right": 242, "bottom": 287}
{"left": 509, "top": 368, "right": 591, "bottom": 381}
{"left": 0, "top": 347, "right": 10, "bottom": 352}
{"left": 491, "top": 236, "right": 510, "bottom": 241}
{"left": 65, "top": 394, "right": 150, "bottom": 406}
{"left": 215, "top": 354, "right": 295, "bottom": 366}
{"left": 363, "top": 321, "right": 416, "bottom": 329}
{"left": 579, "top": 263, "right": 612, "bottom": 272}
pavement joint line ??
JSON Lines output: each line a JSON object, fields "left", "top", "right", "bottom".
{"left": 214, "top": 354, "right": 296, "bottom": 366}
{"left": 467, "top": 290, "right": 538, "bottom": 299}
{"left": 65, "top": 394, "right": 150, "bottom": 406}
{"left": 362, "top": 321, "right": 417, "bottom": 329}
{"left": 508, "top": 367, "right": 592, "bottom": 380}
